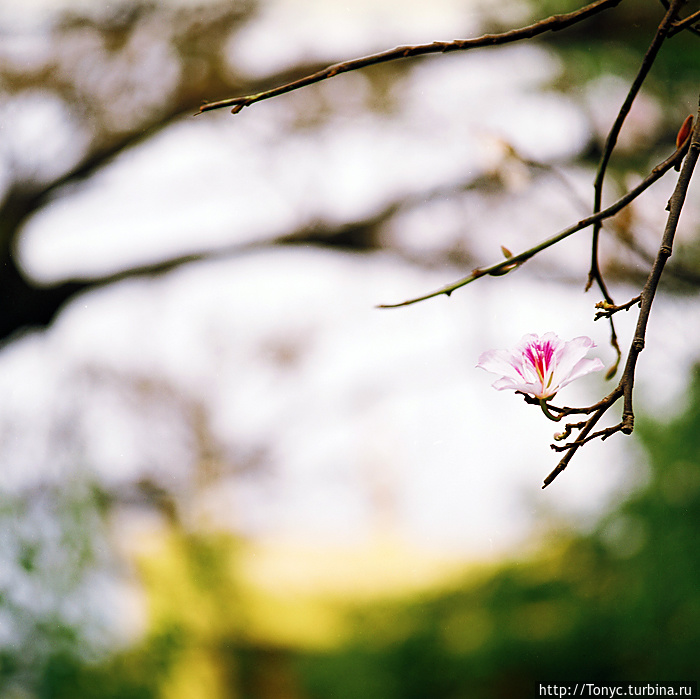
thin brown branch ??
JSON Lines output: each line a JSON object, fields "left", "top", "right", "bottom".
{"left": 669, "top": 9, "right": 700, "bottom": 35}
{"left": 378, "top": 143, "right": 685, "bottom": 308}
{"left": 586, "top": 0, "right": 685, "bottom": 374}
{"left": 550, "top": 421, "right": 624, "bottom": 452}
{"left": 617, "top": 96, "right": 700, "bottom": 425}
{"left": 542, "top": 389, "right": 622, "bottom": 488}
{"left": 594, "top": 295, "right": 641, "bottom": 320}
{"left": 552, "top": 421, "right": 587, "bottom": 442}
{"left": 662, "top": 0, "right": 700, "bottom": 36}
{"left": 198, "top": 0, "right": 623, "bottom": 115}
{"left": 543, "top": 95, "right": 700, "bottom": 489}
{"left": 512, "top": 146, "right": 700, "bottom": 289}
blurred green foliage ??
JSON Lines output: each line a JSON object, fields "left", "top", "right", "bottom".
{"left": 27, "top": 365, "right": 700, "bottom": 699}
{"left": 533, "top": 0, "right": 700, "bottom": 75}
{"left": 532, "top": 0, "right": 700, "bottom": 168}
{"left": 296, "top": 367, "right": 700, "bottom": 698}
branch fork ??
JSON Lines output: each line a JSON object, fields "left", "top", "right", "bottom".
{"left": 198, "top": 0, "right": 700, "bottom": 487}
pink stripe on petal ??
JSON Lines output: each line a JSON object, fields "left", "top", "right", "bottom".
{"left": 477, "top": 332, "right": 603, "bottom": 400}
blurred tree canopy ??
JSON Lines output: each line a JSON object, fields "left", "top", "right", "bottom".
{"left": 2, "top": 0, "right": 700, "bottom": 697}
{"left": 2, "top": 0, "right": 700, "bottom": 343}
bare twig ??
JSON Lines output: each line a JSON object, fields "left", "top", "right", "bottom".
{"left": 594, "top": 295, "right": 641, "bottom": 320}
{"left": 542, "top": 391, "right": 621, "bottom": 487}
{"left": 669, "top": 9, "right": 700, "bottom": 36}
{"left": 193, "top": 0, "right": 697, "bottom": 490}
{"left": 378, "top": 144, "right": 686, "bottom": 308}
{"left": 511, "top": 145, "right": 700, "bottom": 288}
{"left": 586, "top": 0, "right": 686, "bottom": 376}
{"left": 553, "top": 421, "right": 587, "bottom": 442}
{"left": 542, "top": 96, "right": 700, "bottom": 488}
{"left": 198, "top": 0, "right": 623, "bottom": 115}
{"left": 550, "top": 417, "right": 625, "bottom": 451}
{"left": 660, "top": 0, "right": 700, "bottom": 37}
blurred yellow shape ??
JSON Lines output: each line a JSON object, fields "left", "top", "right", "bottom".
{"left": 133, "top": 524, "right": 471, "bottom": 652}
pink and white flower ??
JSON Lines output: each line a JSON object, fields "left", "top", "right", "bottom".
{"left": 477, "top": 332, "right": 604, "bottom": 400}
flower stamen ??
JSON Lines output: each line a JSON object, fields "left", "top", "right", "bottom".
{"left": 477, "top": 332, "right": 604, "bottom": 402}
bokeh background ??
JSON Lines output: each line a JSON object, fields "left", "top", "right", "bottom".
{"left": 1, "top": 0, "right": 700, "bottom": 696}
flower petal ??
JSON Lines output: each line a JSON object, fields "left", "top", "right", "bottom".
{"left": 556, "top": 357, "right": 605, "bottom": 391}
{"left": 476, "top": 348, "right": 527, "bottom": 383}
{"left": 477, "top": 332, "right": 603, "bottom": 399}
